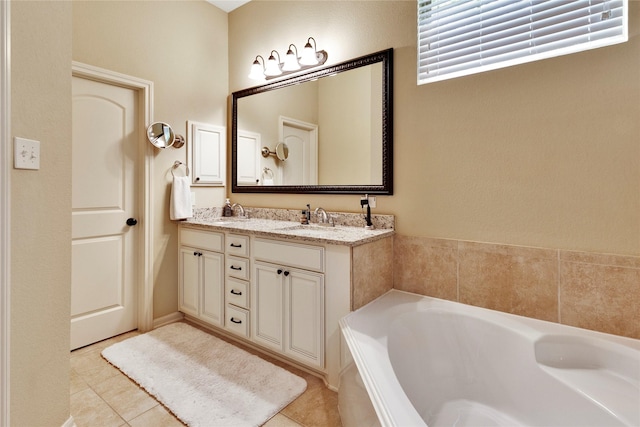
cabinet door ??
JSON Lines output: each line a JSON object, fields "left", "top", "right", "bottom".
{"left": 200, "top": 250, "right": 224, "bottom": 326}
{"left": 237, "top": 130, "right": 261, "bottom": 185}
{"left": 187, "top": 121, "right": 225, "bottom": 186}
{"left": 179, "top": 247, "right": 200, "bottom": 317}
{"left": 286, "top": 269, "right": 324, "bottom": 368}
{"left": 252, "top": 262, "right": 283, "bottom": 351}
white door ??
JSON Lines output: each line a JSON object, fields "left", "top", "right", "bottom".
{"left": 70, "top": 76, "right": 139, "bottom": 350}
{"left": 279, "top": 117, "right": 318, "bottom": 185}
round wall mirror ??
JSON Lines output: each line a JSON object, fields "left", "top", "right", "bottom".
{"left": 275, "top": 142, "right": 289, "bottom": 161}
{"left": 147, "top": 122, "right": 176, "bottom": 149}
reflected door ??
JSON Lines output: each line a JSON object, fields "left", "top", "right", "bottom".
{"left": 280, "top": 117, "right": 318, "bottom": 185}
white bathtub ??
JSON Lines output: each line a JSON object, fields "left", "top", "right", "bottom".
{"left": 339, "top": 290, "right": 640, "bottom": 427}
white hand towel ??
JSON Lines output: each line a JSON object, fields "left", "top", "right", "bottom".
{"left": 170, "top": 176, "right": 192, "bottom": 220}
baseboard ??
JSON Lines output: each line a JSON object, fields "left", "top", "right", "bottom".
{"left": 61, "top": 415, "right": 77, "bottom": 427}
{"left": 153, "top": 311, "right": 184, "bottom": 329}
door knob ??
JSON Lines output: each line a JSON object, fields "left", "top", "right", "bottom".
{"left": 126, "top": 218, "right": 138, "bottom": 226}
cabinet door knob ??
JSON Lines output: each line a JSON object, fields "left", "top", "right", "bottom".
{"left": 193, "top": 251, "right": 198, "bottom": 256}
{"left": 126, "top": 217, "right": 138, "bottom": 226}
{"left": 283, "top": 270, "right": 290, "bottom": 277}
{"left": 277, "top": 269, "right": 283, "bottom": 275}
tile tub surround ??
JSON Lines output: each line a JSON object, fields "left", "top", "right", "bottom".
{"left": 394, "top": 234, "right": 640, "bottom": 340}
{"left": 352, "top": 237, "right": 394, "bottom": 310}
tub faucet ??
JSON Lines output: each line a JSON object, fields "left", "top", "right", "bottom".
{"left": 314, "top": 207, "right": 334, "bottom": 227}
{"left": 231, "top": 203, "right": 246, "bottom": 218}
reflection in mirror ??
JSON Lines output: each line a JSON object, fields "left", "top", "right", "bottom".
{"left": 148, "top": 122, "right": 174, "bottom": 148}
{"left": 232, "top": 48, "right": 393, "bottom": 194}
{"left": 276, "top": 142, "right": 289, "bottom": 161}
{"left": 261, "top": 142, "right": 289, "bottom": 161}
{"left": 147, "top": 122, "right": 185, "bottom": 149}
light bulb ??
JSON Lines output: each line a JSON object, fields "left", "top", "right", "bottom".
{"left": 248, "top": 58, "right": 265, "bottom": 80}
{"left": 282, "top": 47, "right": 301, "bottom": 71}
{"left": 264, "top": 52, "right": 282, "bottom": 76}
{"left": 300, "top": 40, "right": 318, "bottom": 66}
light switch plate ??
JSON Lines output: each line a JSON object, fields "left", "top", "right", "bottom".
{"left": 14, "top": 137, "right": 40, "bottom": 170}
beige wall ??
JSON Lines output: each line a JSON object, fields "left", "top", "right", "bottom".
{"left": 10, "top": 1, "right": 72, "bottom": 425}
{"left": 229, "top": 0, "right": 640, "bottom": 257}
{"left": 73, "top": 0, "right": 229, "bottom": 319}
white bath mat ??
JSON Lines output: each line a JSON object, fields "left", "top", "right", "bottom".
{"left": 102, "top": 322, "right": 307, "bottom": 427}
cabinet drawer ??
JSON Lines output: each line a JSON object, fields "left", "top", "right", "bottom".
{"left": 226, "top": 305, "right": 249, "bottom": 338}
{"left": 180, "top": 228, "right": 223, "bottom": 252}
{"left": 226, "top": 234, "right": 249, "bottom": 257}
{"left": 253, "top": 238, "right": 324, "bottom": 272}
{"left": 225, "top": 277, "right": 249, "bottom": 309}
{"left": 226, "top": 256, "right": 250, "bottom": 280}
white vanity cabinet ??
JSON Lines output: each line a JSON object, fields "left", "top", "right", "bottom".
{"left": 178, "top": 228, "right": 225, "bottom": 327}
{"left": 178, "top": 222, "right": 391, "bottom": 390}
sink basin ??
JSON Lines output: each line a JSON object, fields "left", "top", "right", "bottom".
{"left": 278, "top": 225, "right": 337, "bottom": 234}
{"left": 207, "top": 217, "right": 249, "bottom": 225}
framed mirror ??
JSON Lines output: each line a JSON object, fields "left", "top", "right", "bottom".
{"left": 232, "top": 48, "right": 393, "bottom": 195}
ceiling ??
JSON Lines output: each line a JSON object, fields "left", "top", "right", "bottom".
{"left": 206, "top": 0, "right": 251, "bottom": 13}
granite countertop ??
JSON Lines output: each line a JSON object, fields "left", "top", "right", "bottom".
{"left": 181, "top": 217, "right": 394, "bottom": 247}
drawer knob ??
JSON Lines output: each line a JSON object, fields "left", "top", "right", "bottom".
{"left": 230, "top": 243, "right": 242, "bottom": 248}
{"left": 230, "top": 265, "right": 242, "bottom": 271}
{"left": 230, "top": 289, "right": 242, "bottom": 296}
{"left": 230, "top": 317, "right": 242, "bottom": 324}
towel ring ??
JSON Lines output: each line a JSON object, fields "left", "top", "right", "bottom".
{"left": 171, "top": 161, "right": 190, "bottom": 177}
{"left": 262, "top": 167, "right": 274, "bottom": 180}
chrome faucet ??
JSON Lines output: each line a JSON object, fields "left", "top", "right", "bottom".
{"left": 231, "top": 203, "right": 246, "bottom": 218}
{"left": 314, "top": 207, "right": 334, "bottom": 227}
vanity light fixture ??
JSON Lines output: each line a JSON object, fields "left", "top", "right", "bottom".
{"left": 248, "top": 55, "right": 266, "bottom": 80}
{"left": 264, "top": 50, "right": 283, "bottom": 77}
{"left": 300, "top": 37, "right": 320, "bottom": 65}
{"left": 282, "top": 44, "right": 301, "bottom": 71}
{"left": 248, "top": 37, "right": 328, "bottom": 81}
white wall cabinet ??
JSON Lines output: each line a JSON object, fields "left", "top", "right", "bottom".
{"left": 187, "top": 121, "right": 226, "bottom": 186}
{"left": 178, "top": 229, "right": 225, "bottom": 327}
{"left": 253, "top": 261, "right": 324, "bottom": 368}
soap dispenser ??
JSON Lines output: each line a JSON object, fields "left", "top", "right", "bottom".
{"left": 223, "top": 198, "right": 233, "bottom": 217}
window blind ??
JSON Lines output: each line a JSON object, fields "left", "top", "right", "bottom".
{"left": 418, "top": 0, "right": 628, "bottom": 85}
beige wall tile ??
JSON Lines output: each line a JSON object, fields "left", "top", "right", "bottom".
{"left": 352, "top": 237, "right": 394, "bottom": 310}
{"left": 458, "top": 241, "right": 559, "bottom": 321}
{"left": 560, "top": 252, "right": 640, "bottom": 339}
{"left": 393, "top": 235, "right": 458, "bottom": 301}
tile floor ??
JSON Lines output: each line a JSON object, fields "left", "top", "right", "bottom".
{"left": 70, "top": 322, "right": 343, "bottom": 427}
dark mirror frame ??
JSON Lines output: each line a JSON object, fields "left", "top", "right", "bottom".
{"left": 231, "top": 48, "right": 393, "bottom": 195}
